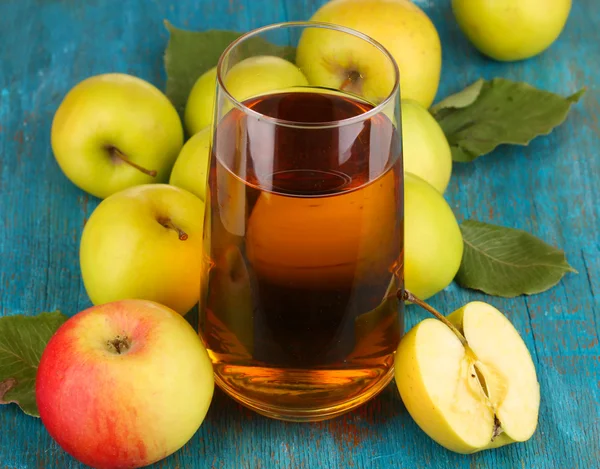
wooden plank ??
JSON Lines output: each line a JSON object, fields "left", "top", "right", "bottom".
{"left": 0, "top": 0, "right": 598, "bottom": 468}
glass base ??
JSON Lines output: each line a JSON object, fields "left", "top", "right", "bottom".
{"left": 212, "top": 355, "right": 395, "bottom": 422}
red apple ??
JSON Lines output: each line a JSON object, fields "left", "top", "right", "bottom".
{"left": 36, "top": 300, "right": 214, "bottom": 469}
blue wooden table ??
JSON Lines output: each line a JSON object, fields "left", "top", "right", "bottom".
{"left": 1, "top": 1, "right": 598, "bottom": 468}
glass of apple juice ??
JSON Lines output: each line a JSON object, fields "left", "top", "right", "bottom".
{"left": 198, "top": 21, "right": 404, "bottom": 422}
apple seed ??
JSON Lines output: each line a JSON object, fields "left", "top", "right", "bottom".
{"left": 492, "top": 416, "right": 504, "bottom": 440}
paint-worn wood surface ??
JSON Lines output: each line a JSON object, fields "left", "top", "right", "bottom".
{"left": 1, "top": 0, "right": 598, "bottom": 467}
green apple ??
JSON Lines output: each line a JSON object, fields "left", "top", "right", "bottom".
{"left": 80, "top": 184, "right": 204, "bottom": 315}
{"left": 297, "top": 0, "right": 442, "bottom": 107}
{"left": 452, "top": 0, "right": 572, "bottom": 61}
{"left": 395, "top": 300, "right": 540, "bottom": 453}
{"left": 184, "top": 56, "right": 309, "bottom": 136}
{"left": 402, "top": 99, "right": 452, "bottom": 193}
{"left": 36, "top": 299, "right": 214, "bottom": 469}
{"left": 224, "top": 55, "right": 309, "bottom": 102}
{"left": 169, "top": 127, "right": 211, "bottom": 200}
{"left": 52, "top": 73, "right": 183, "bottom": 199}
{"left": 184, "top": 66, "right": 218, "bottom": 137}
{"left": 405, "top": 172, "right": 463, "bottom": 299}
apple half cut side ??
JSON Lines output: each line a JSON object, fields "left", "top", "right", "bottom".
{"left": 395, "top": 292, "right": 540, "bottom": 454}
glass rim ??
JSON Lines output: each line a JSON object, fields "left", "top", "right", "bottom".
{"left": 216, "top": 21, "right": 400, "bottom": 129}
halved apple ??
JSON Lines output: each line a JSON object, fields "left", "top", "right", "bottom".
{"left": 395, "top": 300, "right": 540, "bottom": 453}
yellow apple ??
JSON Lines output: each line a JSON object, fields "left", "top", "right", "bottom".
{"left": 52, "top": 73, "right": 183, "bottom": 199}
{"left": 395, "top": 301, "right": 540, "bottom": 453}
{"left": 297, "top": 0, "right": 442, "bottom": 107}
{"left": 36, "top": 299, "right": 214, "bottom": 469}
{"left": 184, "top": 56, "right": 309, "bottom": 136}
{"left": 405, "top": 172, "right": 463, "bottom": 299}
{"left": 169, "top": 127, "right": 211, "bottom": 200}
{"left": 452, "top": 0, "right": 572, "bottom": 61}
{"left": 184, "top": 66, "right": 217, "bottom": 137}
{"left": 224, "top": 55, "right": 309, "bottom": 103}
{"left": 402, "top": 99, "right": 452, "bottom": 193}
{"left": 80, "top": 184, "right": 204, "bottom": 315}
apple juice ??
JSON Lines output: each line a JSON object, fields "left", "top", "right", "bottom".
{"left": 199, "top": 90, "right": 403, "bottom": 420}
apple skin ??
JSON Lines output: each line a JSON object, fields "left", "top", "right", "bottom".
{"left": 184, "top": 66, "right": 218, "bottom": 137}
{"left": 223, "top": 55, "right": 308, "bottom": 102}
{"left": 298, "top": 0, "right": 441, "bottom": 107}
{"left": 36, "top": 299, "right": 214, "bottom": 469}
{"left": 401, "top": 99, "right": 452, "bottom": 193}
{"left": 452, "top": 0, "right": 572, "bottom": 61}
{"left": 405, "top": 173, "right": 463, "bottom": 299}
{"left": 80, "top": 184, "right": 204, "bottom": 315}
{"left": 184, "top": 56, "right": 308, "bottom": 136}
{"left": 169, "top": 127, "right": 211, "bottom": 201}
{"left": 52, "top": 73, "right": 184, "bottom": 199}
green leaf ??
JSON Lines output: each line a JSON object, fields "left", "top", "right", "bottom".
{"left": 0, "top": 311, "right": 68, "bottom": 417}
{"left": 164, "top": 22, "right": 241, "bottom": 114}
{"left": 431, "top": 78, "right": 585, "bottom": 162}
{"left": 456, "top": 220, "right": 577, "bottom": 297}
{"left": 431, "top": 78, "right": 484, "bottom": 112}
{"left": 164, "top": 22, "right": 296, "bottom": 114}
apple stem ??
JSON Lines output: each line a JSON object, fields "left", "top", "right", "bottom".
{"left": 106, "top": 145, "right": 157, "bottom": 177}
{"left": 340, "top": 70, "right": 362, "bottom": 92}
{"left": 158, "top": 218, "right": 188, "bottom": 241}
{"left": 107, "top": 336, "right": 131, "bottom": 354}
{"left": 400, "top": 289, "right": 468, "bottom": 347}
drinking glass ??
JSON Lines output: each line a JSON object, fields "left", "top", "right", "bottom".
{"left": 199, "top": 21, "right": 403, "bottom": 421}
